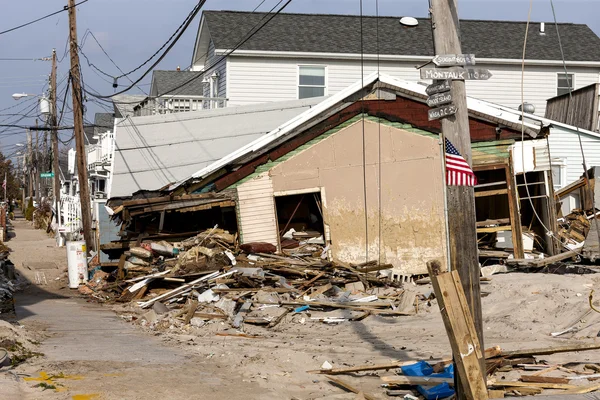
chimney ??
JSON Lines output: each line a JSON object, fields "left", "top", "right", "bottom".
{"left": 176, "top": 66, "right": 181, "bottom": 71}
{"left": 540, "top": 22, "right": 545, "bottom": 35}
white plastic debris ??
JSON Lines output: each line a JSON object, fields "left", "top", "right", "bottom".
{"left": 321, "top": 360, "right": 333, "bottom": 370}
{"left": 283, "top": 228, "right": 296, "bottom": 240}
{"left": 197, "top": 288, "right": 220, "bottom": 303}
{"left": 224, "top": 250, "right": 237, "bottom": 266}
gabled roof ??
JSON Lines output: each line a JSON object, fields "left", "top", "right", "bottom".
{"left": 201, "top": 10, "right": 600, "bottom": 62}
{"left": 94, "top": 113, "right": 115, "bottom": 136}
{"left": 112, "top": 94, "right": 146, "bottom": 118}
{"left": 169, "top": 72, "right": 540, "bottom": 192}
{"left": 108, "top": 97, "right": 324, "bottom": 199}
{"left": 150, "top": 70, "right": 205, "bottom": 97}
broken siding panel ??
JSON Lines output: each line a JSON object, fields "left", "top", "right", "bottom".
{"left": 236, "top": 173, "right": 278, "bottom": 245}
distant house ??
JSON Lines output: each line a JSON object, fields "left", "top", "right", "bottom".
{"left": 191, "top": 11, "right": 600, "bottom": 116}
{"left": 132, "top": 70, "right": 227, "bottom": 116}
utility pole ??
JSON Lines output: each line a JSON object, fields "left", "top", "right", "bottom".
{"left": 429, "top": 0, "right": 483, "bottom": 396}
{"left": 49, "top": 49, "right": 61, "bottom": 234}
{"left": 27, "top": 128, "right": 33, "bottom": 200}
{"left": 68, "top": 0, "right": 93, "bottom": 251}
{"left": 34, "top": 121, "right": 40, "bottom": 205}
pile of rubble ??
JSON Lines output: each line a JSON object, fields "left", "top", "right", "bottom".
{"left": 0, "top": 243, "right": 18, "bottom": 318}
{"left": 83, "top": 228, "right": 413, "bottom": 333}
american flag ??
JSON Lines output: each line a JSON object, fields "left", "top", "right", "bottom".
{"left": 444, "top": 137, "right": 477, "bottom": 186}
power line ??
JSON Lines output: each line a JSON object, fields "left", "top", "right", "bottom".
{"left": 86, "top": 0, "right": 293, "bottom": 101}
{"left": 88, "top": 0, "right": 206, "bottom": 98}
{"left": 0, "top": 0, "right": 90, "bottom": 36}
{"left": 0, "top": 58, "right": 51, "bottom": 61}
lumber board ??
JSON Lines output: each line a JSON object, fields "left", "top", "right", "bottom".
{"left": 475, "top": 188, "right": 508, "bottom": 198}
{"left": 184, "top": 300, "right": 198, "bottom": 325}
{"left": 326, "top": 376, "right": 378, "bottom": 400}
{"left": 477, "top": 226, "right": 513, "bottom": 233}
{"left": 520, "top": 375, "right": 570, "bottom": 384}
{"left": 563, "top": 382, "right": 600, "bottom": 394}
{"left": 381, "top": 375, "right": 454, "bottom": 386}
{"left": 488, "top": 381, "right": 577, "bottom": 390}
{"left": 506, "top": 249, "right": 581, "bottom": 268}
{"left": 427, "top": 260, "right": 488, "bottom": 400}
{"left": 499, "top": 343, "right": 600, "bottom": 358}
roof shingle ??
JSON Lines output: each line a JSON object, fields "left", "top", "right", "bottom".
{"left": 150, "top": 70, "right": 205, "bottom": 97}
{"left": 203, "top": 11, "right": 600, "bottom": 61}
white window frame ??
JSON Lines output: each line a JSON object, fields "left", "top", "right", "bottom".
{"left": 297, "top": 65, "right": 327, "bottom": 99}
{"left": 557, "top": 73, "right": 575, "bottom": 96}
{"left": 551, "top": 157, "right": 567, "bottom": 190}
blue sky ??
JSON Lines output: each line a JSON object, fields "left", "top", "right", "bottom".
{"left": 0, "top": 0, "right": 597, "bottom": 156}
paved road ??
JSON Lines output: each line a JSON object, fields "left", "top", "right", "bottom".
{"left": 1, "top": 213, "right": 256, "bottom": 400}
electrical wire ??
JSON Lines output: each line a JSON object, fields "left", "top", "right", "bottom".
{"left": 0, "top": 0, "right": 90, "bottom": 36}
{"left": 359, "top": 0, "right": 369, "bottom": 264}
{"left": 80, "top": 30, "right": 149, "bottom": 94}
{"left": 549, "top": 0, "right": 600, "bottom": 248}
{"left": 106, "top": 0, "right": 205, "bottom": 82}
{"left": 520, "top": 0, "right": 572, "bottom": 253}
{"left": 86, "top": 0, "right": 292, "bottom": 101}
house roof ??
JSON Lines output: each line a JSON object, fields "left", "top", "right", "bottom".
{"left": 112, "top": 94, "right": 146, "bottom": 118}
{"left": 202, "top": 11, "right": 600, "bottom": 62}
{"left": 169, "top": 72, "right": 540, "bottom": 192}
{"left": 150, "top": 70, "right": 205, "bottom": 97}
{"left": 108, "top": 97, "right": 324, "bottom": 199}
{"left": 94, "top": 113, "right": 115, "bottom": 136}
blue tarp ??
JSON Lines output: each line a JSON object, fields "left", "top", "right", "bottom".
{"left": 401, "top": 361, "right": 455, "bottom": 400}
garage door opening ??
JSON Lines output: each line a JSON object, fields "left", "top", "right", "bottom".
{"left": 274, "top": 192, "right": 325, "bottom": 251}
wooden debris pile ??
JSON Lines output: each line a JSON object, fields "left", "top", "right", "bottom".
{"left": 558, "top": 209, "right": 592, "bottom": 249}
{"left": 81, "top": 228, "right": 410, "bottom": 332}
{"left": 305, "top": 343, "right": 600, "bottom": 399}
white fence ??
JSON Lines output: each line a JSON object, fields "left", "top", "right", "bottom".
{"left": 59, "top": 194, "right": 82, "bottom": 235}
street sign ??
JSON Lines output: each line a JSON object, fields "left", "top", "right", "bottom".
{"left": 425, "top": 80, "right": 451, "bottom": 96}
{"left": 428, "top": 105, "right": 457, "bottom": 121}
{"left": 420, "top": 67, "right": 493, "bottom": 81}
{"left": 432, "top": 54, "right": 476, "bottom": 66}
{"left": 427, "top": 92, "right": 453, "bottom": 107}
{"left": 40, "top": 172, "right": 54, "bottom": 178}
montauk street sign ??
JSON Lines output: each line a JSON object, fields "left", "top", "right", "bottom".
{"left": 432, "top": 54, "right": 476, "bottom": 66}
{"left": 428, "top": 104, "right": 458, "bottom": 121}
{"left": 420, "top": 67, "right": 492, "bottom": 81}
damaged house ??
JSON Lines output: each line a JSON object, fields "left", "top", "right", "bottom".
{"left": 107, "top": 73, "right": 558, "bottom": 276}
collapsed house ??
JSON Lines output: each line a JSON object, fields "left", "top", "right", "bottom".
{"left": 103, "top": 73, "right": 561, "bottom": 277}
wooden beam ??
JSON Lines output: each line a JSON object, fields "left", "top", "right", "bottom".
{"left": 506, "top": 153, "right": 524, "bottom": 259}
{"left": 506, "top": 249, "right": 581, "bottom": 268}
{"left": 477, "top": 226, "right": 513, "bottom": 233}
{"left": 488, "top": 381, "right": 577, "bottom": 390}
{"left": 474, "top": 188, "right": 508, "bottom": 198}
{"left": 427, "top": 260, "right": 488, "bottom": 400}
{"left": 520, "top": 375, "right": 570, "bottom": 384}
{"left": 381, "top": 375, "right": 454, "bottom": 386}
{"left": 476, "top": 218, "right": 510, "bottom": 227}
{"left": 498, "top": 343, "right": 600, "bottom": 359}
{"left": 326, "top": 376, "right": 378, "bottom": 400}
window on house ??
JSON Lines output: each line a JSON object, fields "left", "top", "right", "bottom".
{"left": 551, "top": 158, "right": 567, "bottom": 190}
{"left": 557, "top": 73, "right": 574, "bottom": 96}
{"left": 299, "top": 66, "right": 326, "bottom": 99}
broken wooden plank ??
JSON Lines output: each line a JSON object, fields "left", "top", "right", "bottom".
{"left": 475, "top": 188, "right": 508, "bottom": 198}
{"left": 381, "top": 375, "right": 454, "bottom": 386}
{"left": 562, "top": 382, "right": 600, "bottom": 394}
{"left": 117, "top": 254, "right": 126, "bottom": 281}
{"left": 308, "top": 283, "right": 332, "bottom": 299}
{"left": 427, "top": 260, "right": 488, "bottom": 400}
{"left": 308, "top": 361, "right": 415, "bottom": 375}
{"left": 498, "top": 343, "right": 600, "bottom": 358}
{"left": 488, "top": 390, "right": 505, "bottom": 398}
{"left": 506, "top": 249, "right": 581, "bottom": 268}
{"left": 520, "top": 375, "right": 570, "bottom": 384}
{"left": 488, "top": 381, "right": 577, "bottom": 390}
{"left": 215, "top": 333, "right": 263, "bottom": 339}
{"left": 268, "top": 308, "right": 291, "bottom": 329}
{"left": 326, "top": 375, "right": 377, "bottom": 400}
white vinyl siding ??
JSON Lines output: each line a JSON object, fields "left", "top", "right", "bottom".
{"left": 236, "top": 173, "right": 278, "bottom": 245}
{"left": 226, "top": 55, "right": 600, "bottom": 116}
{"left": 547, "top": 126, "right": 600, "bottom": 186}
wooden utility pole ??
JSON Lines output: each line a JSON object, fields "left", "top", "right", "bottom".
{"left": 34, "top": 121, "right": 40, "bottom": 205}
{"left": 27, "top": 129, "right": 33, "bottom": 199}
{"left": 429, "top": 0, "right": 483, "bottom": 396}
{"left": 67, "top": 0, "right": 93, "bottom": 251}
{"left": 49, "top": 49, "right": 61, "bottom": 232}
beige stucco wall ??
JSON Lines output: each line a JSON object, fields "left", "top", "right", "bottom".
{"left": 268, "top": 119, "right": 447, "bottom": 276}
